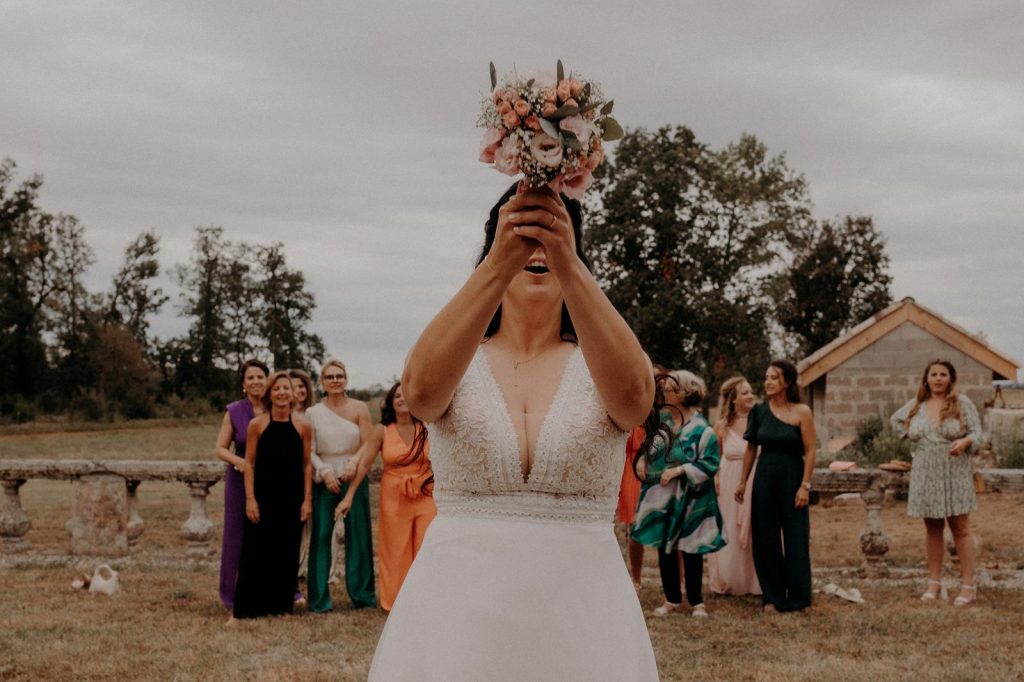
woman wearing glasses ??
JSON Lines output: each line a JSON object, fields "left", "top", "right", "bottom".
{"left": 304, "top": 358, "right": 378, "bottom": 611}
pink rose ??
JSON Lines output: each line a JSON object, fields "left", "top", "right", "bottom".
{"left": 479, "top": 127, "right": 504, "bottom": 163}
{"left": 569, "top": 79, "right": 583, "bottom": 98}
{"left": 542, "top": 102, "right": 557, "bottom": 117}
{"left": 585, "top": 147, "right": 604, "bottom": 171}
{"left": 496, "top": 100, "right": 512, "bottom": 115}
{"left": 559, "top": 115, "right": 593, "bottom": 145}
{"left": 563, "top": 98, "right": 578, "bottom": 110}
{"left": 529, "top": 133, "right": 563, "bottom": 169}
{"left": 502, "top": 110, "right": 521, "bottom": 128}
{"left": 514, "top": 99, "right": 530, "bottom": 117}
{"left": 524, "top": 115, "right": 542, "bottom": 131}
{"left": 543, "top": 87, "right": 556, "bottom": 104}
{"left": 556, "top": 80, "right": 572, "bottom": 102}
{"left": 494, "top": 136, "right": 522, "bottom": 176}
{"left": 559, "top": 167, "right": 595, "bottom": 200}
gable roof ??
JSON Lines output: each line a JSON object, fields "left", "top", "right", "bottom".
{"left": 797, "top": 297, "right": 1020, "bottom": 387}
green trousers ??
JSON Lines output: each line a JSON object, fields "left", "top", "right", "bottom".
{"left": 307, "top": 479, "right": 377, "bottom": 611}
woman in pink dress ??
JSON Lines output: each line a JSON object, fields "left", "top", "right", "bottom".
{"left": 708, "top": 376, "right": 761, "bottom": 595}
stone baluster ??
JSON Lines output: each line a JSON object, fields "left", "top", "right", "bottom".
{"left": 859, "top": 471, "right": 890, "bottom": 577}
{"left": 1, "top": 479, "right": 31, "bottom": 553}
{"left": 181, "top": 481, "right": 215, "bottom": 556}
{"left": 126, "top": 480, "right": 145, "bottom": 548}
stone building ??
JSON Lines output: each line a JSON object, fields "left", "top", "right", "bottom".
{"left": 797, "top": 297, "right": 1020, "bottom": 451}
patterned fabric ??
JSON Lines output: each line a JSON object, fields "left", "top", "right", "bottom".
{"left": 631, "top": 412, "right": 725, "bottom": 554}
{"left": 891, "top": 394, "right": 982, "bottom": 518}
{"left": 427, "top": 346, "right": 627, "bottom": 523}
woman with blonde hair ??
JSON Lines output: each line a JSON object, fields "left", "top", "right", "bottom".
{"left": 891, "top": 359, "right": 982, "bottom": 606}
{"left": 303, "top": 358, "right": 377, "bottom": 611}
{"left": 708, "top": 376, "right": 761, "bottom": 595}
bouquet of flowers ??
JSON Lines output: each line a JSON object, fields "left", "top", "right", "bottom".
{"left": 478, "top": 60, "right": 623, "bottom": 200}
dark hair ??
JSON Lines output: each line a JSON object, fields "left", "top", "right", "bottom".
{"left": 239, "top": 358, "right": 270, "bottom": 387}
{"left": 633, "top": 372, "right": 683, "bottom": 480}
{"left": 477, "top": 182, "right": 591, "bottom": 342}
{"left": 380, "top": 381, "right": 433, "bottom": 494}
{"left": 769, "top": 359, "right": 801, "bottom": 404}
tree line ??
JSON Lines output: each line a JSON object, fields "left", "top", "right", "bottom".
{"left": 1, "top": 126, "right": 891, "bottom": 422}
{"left": 0, "top": 158, "right": 324, "bottom": 421}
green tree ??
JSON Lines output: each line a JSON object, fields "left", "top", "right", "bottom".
{"left": 777, "top": 216, "right": 893, "bottom": 355}
{"left": 252, "top": 243, "right": 325, "bottom": 371}
{"left": 0, "top": 159, "right": 94, "bottom": 399}
{"left": 105, "top": 231, "right": 169, "bottom": 347}
{"left": 587, "top": 127, "right": 812, "bottom": 389}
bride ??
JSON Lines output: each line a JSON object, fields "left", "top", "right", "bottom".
{"left": 367, "top": 182, "right": 659, "bottom": 680}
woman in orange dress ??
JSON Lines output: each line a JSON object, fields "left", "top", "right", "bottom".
{"left": 344, "top": 381, "right": 436, "bottom": 611}
{"left": 616, "top": 425, "right": 645, "bottom": 588}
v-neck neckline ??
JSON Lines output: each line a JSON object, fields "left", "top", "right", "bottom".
{"left": 478, "top": 344, "right": 578, "bottom": 484}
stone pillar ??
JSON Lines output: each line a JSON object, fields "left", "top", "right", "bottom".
{"left": 859, "top": 472, "right": 890, "bottom": 577}
{"left": 181, "top": 481, "right": 215, "bottom": 557}
{"left": 1, "top": 479, "right": 31, "bottom": 553}
{"left": 66, "top": 474, "right": 129, "bottom": 557}
{"left": 126, "top": 480, "right": 145, "bottom": 548}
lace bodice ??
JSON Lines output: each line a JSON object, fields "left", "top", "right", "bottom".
{"left": 427, "top": 346, "right": 628, "bottom": 524}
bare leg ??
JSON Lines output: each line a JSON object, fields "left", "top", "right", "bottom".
{"left": 923, "top": 517, "right": 945, "bottom": 597}
{"left": 947, "top": 514, "right": 976, "bottom": 601}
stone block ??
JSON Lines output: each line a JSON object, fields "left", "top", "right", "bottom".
{"left": 66, "top": 474, "right": 128, "bottom": 557}
{"left": 857, "top": 376, "right": 882, "bottom": 388}
{"left": 867, "top": 389, "right": 893, "bottom": 402}
{"left": 830, "top": 402, "right": 853, "bottom": 415}
{"left": 838, "top": 390, "right": 865, "bottom": 402}
{"left": 828, "top": 374, "right": 853, "bottom": 387}
{"left": 856, "top": 402, "right": 881, "bottom": 416}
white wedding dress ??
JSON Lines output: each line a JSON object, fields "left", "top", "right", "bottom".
{"left": 369, "top": 347, "right": 659, "bottom": 681}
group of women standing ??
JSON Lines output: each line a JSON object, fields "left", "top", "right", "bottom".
{"left": 625, "top": 359, "right": 816, "bottom": 616}
{"left": 215, "top": 358, "right": 436, "bottom": 620}
{"left": 623, "top": 356, "right": 984, "bottom": 615}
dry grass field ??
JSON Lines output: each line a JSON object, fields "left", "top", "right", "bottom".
{"left": 2, "top": 421, "right": 1023, "bottom": 680}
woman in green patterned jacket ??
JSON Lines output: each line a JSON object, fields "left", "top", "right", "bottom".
{"left": 632, "top": 370, "right": 725, "bottom": 618}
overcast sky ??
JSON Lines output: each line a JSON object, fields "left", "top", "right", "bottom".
{"left": 3, "top": 1, "right": 1021, "bottom": 387}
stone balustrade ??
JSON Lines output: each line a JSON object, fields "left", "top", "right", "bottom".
{"left": 0, "top": 459, "right": 223, "bottom": 557}
{"left": 1, "top": 460, "right": 1022, "bottom": 569}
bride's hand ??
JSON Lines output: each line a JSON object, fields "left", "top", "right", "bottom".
{"left": 484, "top": 188, "right": 547, "bottom": 280}
{"left": 503, "top": 187, "right": 577, "bottom": 279}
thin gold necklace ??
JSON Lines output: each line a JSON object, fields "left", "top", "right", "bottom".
{"left": 513, "top": 345, "right": 557, "bottom": 388}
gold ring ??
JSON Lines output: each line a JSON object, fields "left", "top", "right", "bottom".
{"left": 547, "top": 214, "right": 556, "bottom": 228}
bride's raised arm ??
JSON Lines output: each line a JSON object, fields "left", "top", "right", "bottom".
{"left": 510, "top": 191, "right": 652, "bottom": 430}
{"left": 402, "top": 196, "right": 537, "bottom": 422}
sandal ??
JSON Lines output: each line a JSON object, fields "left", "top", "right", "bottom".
{"left": 920, "top": 580, "right": 947, "bottom": 601}
{"left": 691, "top": 603, "right": 708, "bottom": 618}
{"left": 953, "top": 584, "right": 976, "bottom": 607}
{"left": 651, "top": 601, "right": 681, "bottom": 617}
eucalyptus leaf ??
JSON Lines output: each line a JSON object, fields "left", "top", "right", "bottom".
{"left": 539, "top": 118, "right": 560, "bottom": 139}
{"left": 551, "top": 103, "right": 580, "bottom": 119}
{"left": 556, "top": 60, "right": 564, "bottom": 84}
{"left": 489, "top": 62, "right": 497, "bottom": 91}
{"left": 526, "top": 78, "right": 535, "bottom": 88}
{"left": 563, "top": 132, "right": 581, "bottom": 152}
{"left": 582, "top": 82, "right": 591, "bottom": 100}
{"left": 601, "top": 116, "right": 624, "bottom": 141}
{"left": 578, "top": 101, "right": 601, "bottom": 115}
{"left": 600, "top": 100, "right": 614, "bottom": 115}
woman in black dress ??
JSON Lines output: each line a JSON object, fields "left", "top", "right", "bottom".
{"left": 231, "top": 371, "right": 313, "bottom": 620}
{"left": 734, "top": 359, "right": 816, "bottom": 613}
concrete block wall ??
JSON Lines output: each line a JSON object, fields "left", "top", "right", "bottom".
{"left": 814, "top": 322, "right": 994, "bottom": 445}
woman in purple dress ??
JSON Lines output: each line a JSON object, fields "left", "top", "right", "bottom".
{"left": 214, "top": 358, "right": 269, "bottom": 608}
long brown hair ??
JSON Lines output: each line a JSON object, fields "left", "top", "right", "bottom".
{"left": 714, "top": 376, "right": 747, "bottom": 444}
{"left": 905, "top": 359, "right": 963, "bottom": 429}
{"left": 380, "top": 381, "right": 433, "bottom": 494}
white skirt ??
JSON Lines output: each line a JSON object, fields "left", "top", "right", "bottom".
{"left": 369, "top": 513, "right": 659, "bottom": 681}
